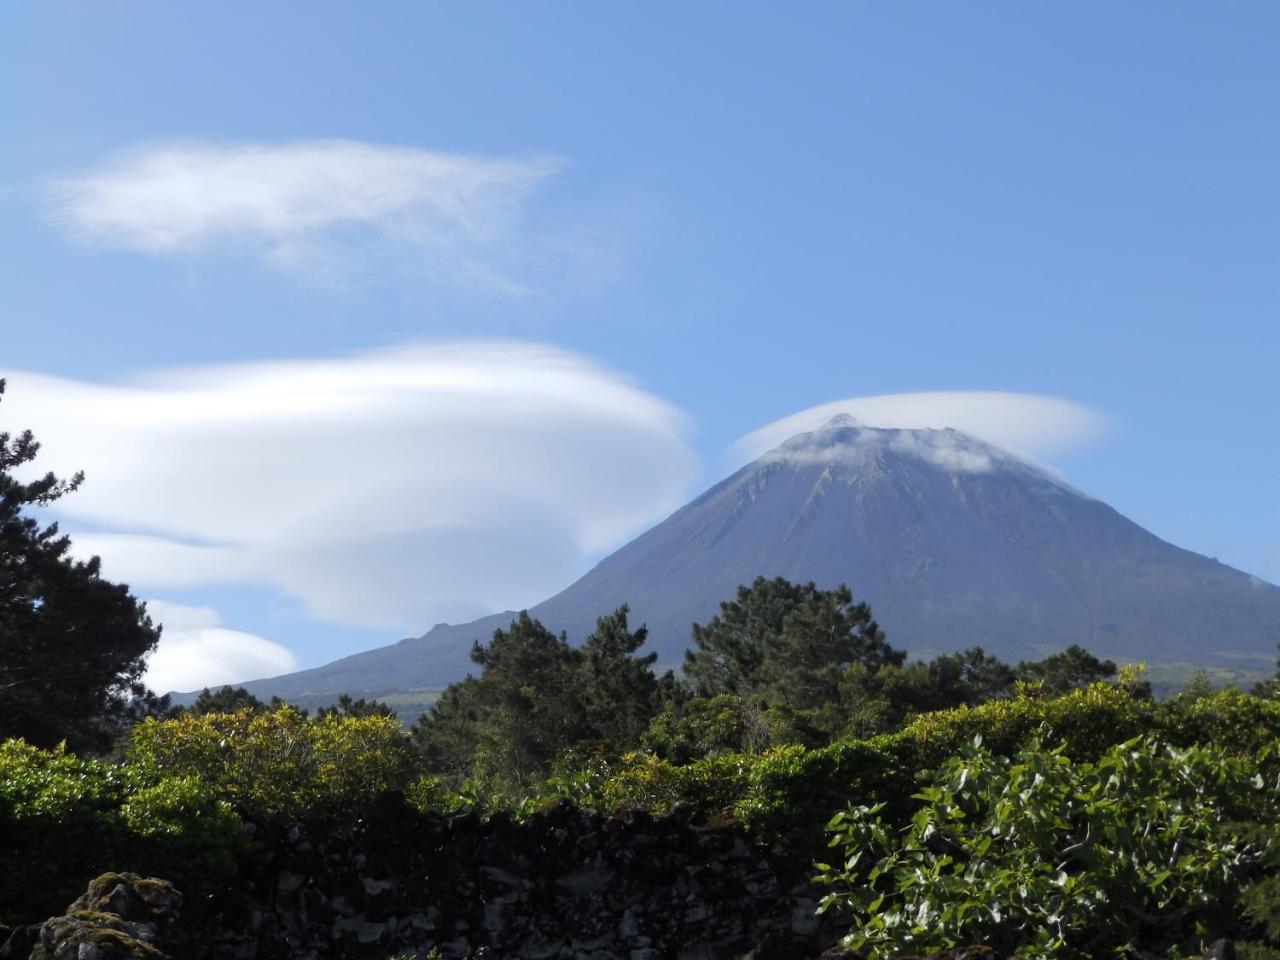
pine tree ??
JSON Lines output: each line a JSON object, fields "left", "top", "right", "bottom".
{"left": 579, "top": 604, "right": 662, "bottom": 750}
{"left": 683, "top": 576, "right": 902, "bottom": 708}
{"left": 0, "top": 379, "right": 160, "bottom": 751}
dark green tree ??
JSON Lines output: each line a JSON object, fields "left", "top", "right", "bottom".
{"left": 578, "top": 604, "right": 662, "bottom": 750}
{"left": 414, "top": 613, "right": 587, "bottom": 790}
{"left": 414, "top": 607, "right": 664, "bottom": 790}
{"left": 928, "top": 646, "right": 1018, "bottom": 705}
{"left": 169, "top": 685, "right": 301, "bottom": 717}
{"left": 683, "top": 577, "right": 902, "bottom": 708}
{"left": 316, "top": 693, "right": 397, "bottom": 720}
{"left": 0, "top": 379, "right": 161, "bottom": 752}
{"left": 1016, "top": 644, "right": 1117, "bottom": 696}
{"left": 187, "top": 685, "right": 266, "bottom": 714}
{"left": 413, "top": 674, "right": 487, "bottom": 784}
{"left": 468, "top": 612, "right": 586, "bottom": 786}
{"left": 833, "top": 647, "right": 1018, "bottom": 738}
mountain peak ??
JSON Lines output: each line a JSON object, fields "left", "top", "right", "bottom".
{"left": 766, "top": 416, "right": 1034, "bottom": 480}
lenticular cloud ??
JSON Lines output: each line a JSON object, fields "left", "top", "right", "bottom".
{"left": 141, "top": 601, "right": 298, "bottom": 694}
{"left": 2, "top": 342, "right": 696, "bottom": 632}
{"left": 735, "top": 391, "right": 1105, "bottom": 467}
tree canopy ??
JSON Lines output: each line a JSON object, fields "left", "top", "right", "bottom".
{"left": 683, "top": 576, "right": 903, "bottom": 708}
{"left": 0, "top": 379, "right": 161, "bottom": 751}
{"left": 413, "top": 605, "right": 662, "bottom": 791}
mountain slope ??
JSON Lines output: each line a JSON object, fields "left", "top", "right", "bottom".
{"left": 233, "top": 418, "right": 1280, "bottom": 703}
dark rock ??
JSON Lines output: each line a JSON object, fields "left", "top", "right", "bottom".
{"left": 21, "top": 874, "right": 183, "bottom": 960}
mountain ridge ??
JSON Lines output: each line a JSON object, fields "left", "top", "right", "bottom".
{"left": 224, "top": 419, "right": 1280, "bottom": 705}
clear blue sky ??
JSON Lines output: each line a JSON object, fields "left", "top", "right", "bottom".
{"left": 3, "top": 4, "right": 1277, "bottom": 688}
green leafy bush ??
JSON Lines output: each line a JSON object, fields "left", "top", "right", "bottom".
{"left": 816, "top": 735, "right": 1267, "bottom": 958}
{"left": 598, "top": 751, "right": 754, "bottom": 814}
{"left": 1156, "top": 687, "right": 1280, "bottom": 761}
{"left": 737, "top": 678, "right": 1152, "bottom": 848}
{"left": 404, "top": 773, "right": 475, "bottom": 815}
{"left": 0, "top": 739, "right": 242, "bottom": 926}
{"left": 130, "top": 705, "right": 418, "bottom": 822}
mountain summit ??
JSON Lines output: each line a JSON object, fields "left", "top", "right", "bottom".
{"left": 234, "top": 418, "right": 1280, "bottom": 704}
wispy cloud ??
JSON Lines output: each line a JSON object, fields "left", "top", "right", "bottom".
{"left": 45, "top": 140, "right": 560, "bottom": 289}
{"left": 734, "top": 392, "right": 1106, "bottom": 467}
{"left": 142, "top": 600, "right": 297, "bottom": 694}
{"left": 3, "top": 343, "right": 696, "bottom": 632}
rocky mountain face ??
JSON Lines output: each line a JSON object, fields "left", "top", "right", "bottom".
{"left": 233, "top": 417, "right": 1280, "bottom": 704}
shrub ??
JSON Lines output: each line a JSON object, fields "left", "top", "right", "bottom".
{"left": 1156, "top": 687, "right": 1280, "bottom": 762}
{"left": 599, "top": 751, "right": 754, "bottom": 814}
{"left": 404, "top": 774, "right": 474, "bottom": 815}
{"left": 736, "top": 679, "right": 1152, "bottom": 849}
{"left": 816, "top": 736, "right": 1267, "bottom": 958}
{"left": 129, "top": 706, "right": 418, "bottom": 823}
{"left": 0, "top": 739, "right": 242, "bottom": 926}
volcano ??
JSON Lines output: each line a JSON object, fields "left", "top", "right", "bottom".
{"left": 233, "top": 416, "right": 1280, "bottom": 704}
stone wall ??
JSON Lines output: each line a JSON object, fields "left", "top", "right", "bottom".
{"left": 201, "top": 794, "right": 839, "bottom": 960}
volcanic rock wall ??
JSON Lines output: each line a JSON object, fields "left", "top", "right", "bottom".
{"left": 203, "top": 795, "right": 835, "bottom": 960}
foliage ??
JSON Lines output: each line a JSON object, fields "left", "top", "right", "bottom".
{"left": 832, "top": 646, "right": 1018, "bottom": 739}
{"left": 416, "top": 612, "right": 585, "bottom": 792}
{"left": 642, "top": 693, "right": 778, "bottom": 761}
{"left": 404, "top": 773, "right": 474, "bottom": 815}
{"left": 816, "top": 736, "right": 1267, "bottom": 958}
{"left": 316, "top": 692, "right": 397, "bottom": 720}
{"left": 737, "top": 676, "right": 1153, "bottom": 848}
{"left": 0, "top": 738, "right": 243, "bottom": 926}
{"left": 413, "top": 606, "right": 662, "bottom": 793}
{"left": 129, "top": 705, "right": 417, "bottom": 822}
{"left": 662, "top": 627, "right": 1132, "bottom": 762}
{"left": 184, "top": 685, "right": 267, "bottom": 714}
{"left": 683, "top": 576, "right": 902, "bottom": 707}
{"left": 1015, "top": 644, "right": 1117, "bottom": 696}
{"left": 0, "top": 380, "right": 161, "bottom": 752}
{"left": 596, "top": 750, "right": 754, "bottom": 814}
{"left": 1157, "top": 686, "right": 1280, "bottom": 766}
{"left": 578, "top": 606, "right": 663, "bottom": 749}
{"left": 174, "top": 684, "right": 317, "bottom": 717}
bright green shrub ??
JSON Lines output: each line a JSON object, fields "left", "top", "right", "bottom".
{"left": 735, "top": 735, "right": 907, "bottom": 849}
{"left": 0, "top": 739, "right": 242, "bottom": 926}
{"left": 130, "top": 706, "right": 418, "bottom": 822}
{"left": 736, "top": 679, "right": 1152, "bottom": 848}
{"left": 1156, "top": 688, "right": 1280, "bottom": 761}
{"left": 404, "top": 773, "right": 474, "bottom": 814}
{"left": 119, "top": 774, "right": 244, "bottom": 882}
{"left": 898, "top": 674, "right": 1151, "bottom": 766}
{"left": 599, "top": 751, "right": 754, "bottom": 814}
{"left": 816, "top": 736, "right": 1267, "bottom": 959}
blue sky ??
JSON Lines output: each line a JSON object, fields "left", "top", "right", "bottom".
{"left": 3, "top": 4, "right": 1277, "bottom": 690}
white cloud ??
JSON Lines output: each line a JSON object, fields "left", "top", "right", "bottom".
{"left": 735, "top": 392, "right": 1105, "bottom": 467}
{"left": 2, "top": 342, "right": 696, "bottom": 632}
{"left": 761, "top": 415, "right": 1006, "bottom": 475}
{"left": 142, "top": 600, "right": 298, "bottom": 694}
{"left": 45, "top": 140, "right": 560, "bottom": 288}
